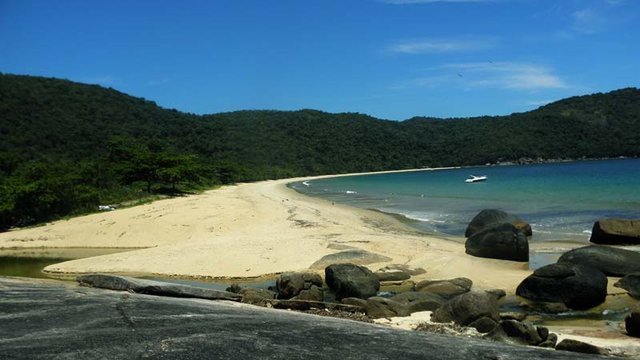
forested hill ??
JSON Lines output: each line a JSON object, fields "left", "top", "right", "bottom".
{"left": 1, "top": 73, "right": 639, "bottom": 229}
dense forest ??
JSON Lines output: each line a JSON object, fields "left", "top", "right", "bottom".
{"left": 1, "top": 73, "right": 639, "bottom": 230}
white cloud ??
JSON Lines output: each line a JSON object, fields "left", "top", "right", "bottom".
{"left": 405, "top": 61, "right": 570, "bottom": 90}
{"left": 387, "top": 37, "right": 497, "bottom": 54}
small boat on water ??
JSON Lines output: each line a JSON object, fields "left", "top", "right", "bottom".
{"left": 465, "top": 175, "right": 487, "bottom": 183}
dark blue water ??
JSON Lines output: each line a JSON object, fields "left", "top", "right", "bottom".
{"left": 290, "top": 159, "right": 640, "bottom": 242}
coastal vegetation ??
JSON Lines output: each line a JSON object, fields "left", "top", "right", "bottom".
{"left": 1, "top": 73, "right": 639, "bottom": 230}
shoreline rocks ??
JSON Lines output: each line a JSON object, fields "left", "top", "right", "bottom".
{"left": 3, "top": 276, "right": 609, "bottom": 360}
{"left": 590, "top": 218, "right": 640, "bottom": 245}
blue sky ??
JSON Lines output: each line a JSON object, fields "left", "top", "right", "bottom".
{"left": 1, "top": 0, "right": 638, "bottom": 120}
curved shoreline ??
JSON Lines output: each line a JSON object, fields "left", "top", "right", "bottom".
{"left": 0, "top": 170, "right": 535, "bottom": 292}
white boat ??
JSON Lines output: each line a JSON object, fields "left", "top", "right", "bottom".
{"left": 465, "top": 175, "right": 487, "bottom": 183}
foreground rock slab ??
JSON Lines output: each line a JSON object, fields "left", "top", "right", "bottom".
{"left": 0, "top": 277, "right": 609, "bottom": 360}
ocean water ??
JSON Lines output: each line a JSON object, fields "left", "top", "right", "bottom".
{"left": 290, "top": 159, "right": 640, "bottom": 242}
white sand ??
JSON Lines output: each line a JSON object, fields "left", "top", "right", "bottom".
{"left": 0, "top": 173, "right": 530, "bottom": 290}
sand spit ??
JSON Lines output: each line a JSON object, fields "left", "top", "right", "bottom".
{"left": 0, "top": 171, "right": 529, "bottom": 292}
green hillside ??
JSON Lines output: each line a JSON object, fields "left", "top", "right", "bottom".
{"left": 1, "top": 73, "right": 639, "bottom": 230}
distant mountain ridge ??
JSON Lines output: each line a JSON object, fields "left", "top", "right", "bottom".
{"left": 1, "top": 73, "right": 639, "bottom": 229}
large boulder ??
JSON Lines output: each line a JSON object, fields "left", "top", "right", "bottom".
{"left": 325, "top": 263, "right": 380, "bottom": 300}
{"left": 515, "top": 263, "right": 607, "bottom": 310}
{"left": 590, "top": 218, "right": 640, "bottom": 245}
{"left": 465, "top": 209, "right": 532, "bottom": 238}
{"left": 465, "top": 222, "right": 529, "bottom": 262}
{"left": 276, "top": 272, "right": 323, "bottom": 299}
{"left": 557, "top": 245, "right": 640, "bottom": 277}
{"left": 431, "top": 290, "right": 500, "bottom": 333}
{"left": 415, "top": 277, "right": 472, "bottom": 299}
{"left": 614, "top": 273, "right": 640, "bottom": 298}
{"left": 625, "top": 312, "right": 640, "bottom": 337}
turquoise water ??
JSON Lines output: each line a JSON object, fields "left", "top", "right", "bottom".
{"left": 290, "top": 159, "right": 640, "bottom": 242}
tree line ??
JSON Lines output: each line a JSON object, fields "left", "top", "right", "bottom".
{"left": 1, "top": 73, "right": 639, "bottom": 230}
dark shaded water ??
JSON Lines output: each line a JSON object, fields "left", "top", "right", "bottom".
{"left": 0, "top": 256, "right": 68, "bottom": 278}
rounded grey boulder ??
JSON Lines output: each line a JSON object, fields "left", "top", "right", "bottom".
{"left": 325, "top": 263, "right": 380, "bottom": 300}
{"left": 557, "top": 245, "right": 640, "bottom": 277}
{"left": 465, "top": 222, "right": 529, "bottom": 262}
{"left": 431, "top": 290, "right": 500, "bottom": 333}
{"left": 515, "top": 263, "right": 607, "bottom": 310}
{"left": 465, "top": 209, "right": 532, "bottom": 238}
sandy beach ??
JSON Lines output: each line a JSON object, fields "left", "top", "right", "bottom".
{"left": 1, "top": 172, "right": 638, "bottom": 354}
{"left": 0, "top": 172, "right": 534, "bottom": 292}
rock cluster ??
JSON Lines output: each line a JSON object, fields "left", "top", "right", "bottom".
{"left": 276, "top": 271, "right": 323, "bottom": 300}
{"left": 77, "top": 260, "right": 622, "bottom": 356}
